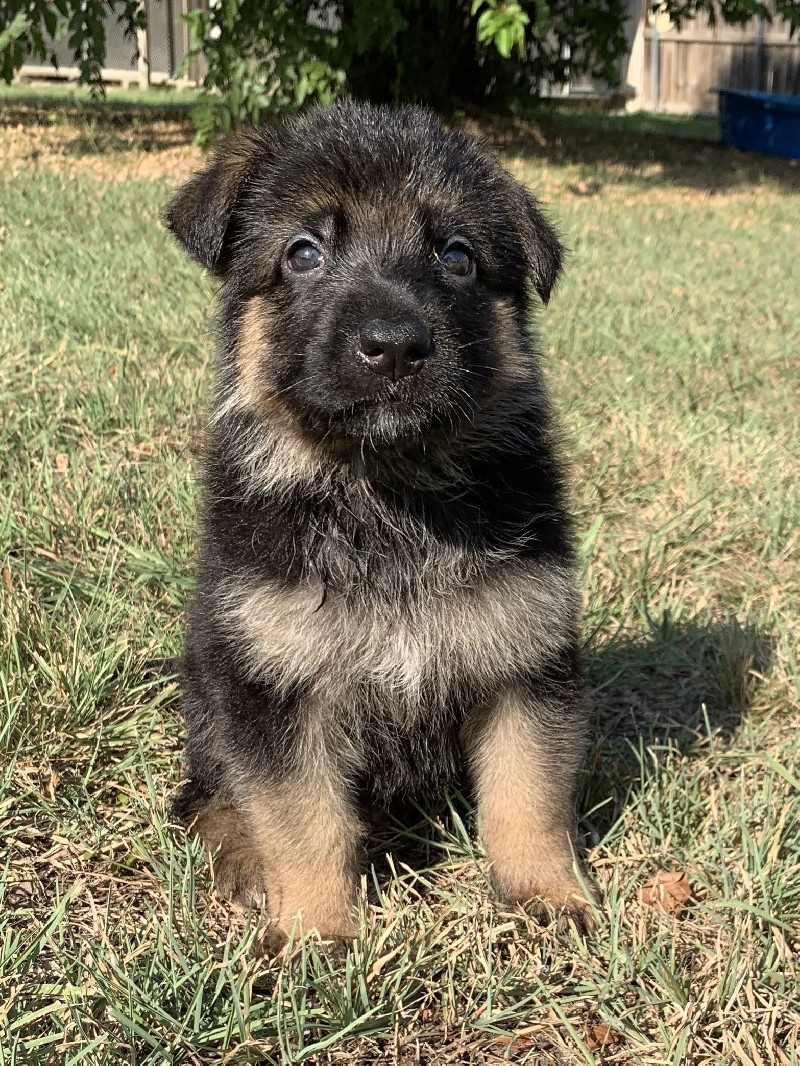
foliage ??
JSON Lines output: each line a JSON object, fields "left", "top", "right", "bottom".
{"left": 473, "top": 0, "right": 531, "bottom": 61}
{"left": 0, "top": 0, "right": 144, "bottom": 84}
{"left": 667, "top": 0, "right": 800, "bottom": 33}
{"left": 182, "top": 0, "right": 345, "bottom": 142}
{"left": 1, "top": 0, "right": 799, "bottom": 140}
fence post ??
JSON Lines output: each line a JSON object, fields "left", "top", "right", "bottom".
{"left": 137, "top": 0, "right": 149, "bottom": 88}
{"left": 754, "top": 15, "right": 764, "bottom": 91}
{"left": 624, "top": 1, "right": 648, "bottom": 109}
{"left": 651, "top": 21, "right": 660, "bottom": 112}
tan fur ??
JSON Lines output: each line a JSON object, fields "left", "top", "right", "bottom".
{"left": 465, "top": 686, "right": 591, "bottom": 922}
{"left": 224, "top": 415, "right": 330, "bottom": 499}
{"left": 234, "top": 294, "right": 271, "bottom": 411}
{"left": 454, "top": 295, "right": 551, "bottom": 455}
{"left": 212, "top": 295, "right": 335, "bottom": 495}
{"left": 190, "top": 795, "right": 251, "bottom": 853}
{"left": 204, "top": 128, "right": 266, "bottom": 248}
{"left": 490, "top": 296, "right": 540, "bottom": 390}
{"left": 223, "top": 562, "right": 576, "bottom": 712}
{"left": 193, "top": 770, "right": 362, "bottom": 942}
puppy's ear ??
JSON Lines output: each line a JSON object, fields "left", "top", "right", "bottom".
{"left": 508, "top": 184, "right": 564, "bottom": 304}
{"left": 521, "top": 191, "right": 563, "bottom": 304}
{"left": 163, "top": 127, "right": 270, "bottom": 276}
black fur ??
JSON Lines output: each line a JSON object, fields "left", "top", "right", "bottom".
{"left": 165, "top": 103, "right": 591, "bottom": 934}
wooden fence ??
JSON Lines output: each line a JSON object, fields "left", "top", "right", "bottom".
{"left": 637, "top": 6, "right": 800, "bottom": 114}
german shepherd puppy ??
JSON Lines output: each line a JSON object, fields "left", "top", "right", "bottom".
{"left": 165, "top": 102, "right": 592, "bottom": 943}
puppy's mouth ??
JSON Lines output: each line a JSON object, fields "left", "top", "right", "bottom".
{"left": 370, "top": 388, "right": 411, "bottom": 405}
{"left": 333, "top": 396, "right": 430, "bottom": 439}
{"left": 359, "top": 381, "right": 421, "bottom": 407}
{"left": 322, "top": 387, "right": 478, "bottom": 448}
{"left": 330, "top": 373, "right": 427, "bottom": 414}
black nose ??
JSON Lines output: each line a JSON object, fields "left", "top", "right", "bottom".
{"left": 358, "top": 316, "right": 432, "bottom": 381}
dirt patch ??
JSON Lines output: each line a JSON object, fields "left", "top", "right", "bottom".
{"left": 3, "top": 96, "right": 798, "bottom": 200}
{"left": 1, "top": 113, "right": 202, "bottom": 182}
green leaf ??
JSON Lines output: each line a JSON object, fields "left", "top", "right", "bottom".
{"left": 496, "top": 25, "right": 512, "bottom": 58}
{"left": 0, "top": 10, "right": 31, "bottom": 52}
{"left": 43, "top": 7, "right": 59, "bottom": 39}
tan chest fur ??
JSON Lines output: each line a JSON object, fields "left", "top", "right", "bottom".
{"left": 222, "top": 561, "right": 575, "bottom": 710}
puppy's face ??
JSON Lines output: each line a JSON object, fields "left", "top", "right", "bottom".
{"left": 166, "top": 104, "right": 562, "bottom": 447}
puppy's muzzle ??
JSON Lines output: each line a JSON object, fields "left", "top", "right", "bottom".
{"left": 358, "top": 315, "right": 432, "bottom": 382}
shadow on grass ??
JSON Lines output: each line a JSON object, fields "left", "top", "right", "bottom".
{"left": 581, "top": 614, "right": 772, "bottom": 839}
{"left": 4, "top": 88, "right": 799, "bottom": 189}
{"left": 0, "top": 85, "right": 197, "bottom": 119}
{"left": 366, "top": 614, "right": 772, "bottom": 878}
{"left": 464, "top": 106, "right": 800, "bottom": 194}
{"left": 0, "top": 89, "right": 196, "bottom": 159}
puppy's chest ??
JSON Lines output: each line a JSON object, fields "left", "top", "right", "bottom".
{"left": 223, "top": 549, "right": 572, "bottom": 708}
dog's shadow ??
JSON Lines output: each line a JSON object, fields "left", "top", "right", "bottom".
{"left": 367, "top": 614, "right": 772, "bottom": 880}
{"left": 580, "top": 614, "right": 772, "bottom": 841}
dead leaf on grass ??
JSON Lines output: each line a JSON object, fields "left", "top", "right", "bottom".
{"left": 585, "top": 1022, "right": 621, "bottom": 1051}
{"left": 54, "top": 452, "right": 69, "bottom": 472}
{"left": 640, "top": 869, "right": 692, "bottom": 914}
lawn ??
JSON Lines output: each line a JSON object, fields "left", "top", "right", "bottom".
{"left": 1, "top": 90, "right": 799, "bottom": 1064}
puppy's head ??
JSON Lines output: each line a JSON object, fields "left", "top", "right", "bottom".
{"left": 166, "top": 103, "right": 562, "bottom": 448}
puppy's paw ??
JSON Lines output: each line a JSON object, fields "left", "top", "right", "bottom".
{"left": 494, "top": 871, "right": 597, "bottom": 935}
{"left": 186, "top": 798, "right": 269, "bottom": 908}
{"left": 213, "top": 847, "right": 359, "bottom": 946}
{"left": 184, "top": 791, "right": 360, "bottom": 944}
{"left": 258, "top": 912, "right": 358, "bottom": 956}
{"left": 212, "top": 844, "right": 270, "bottom": 909}
{"left": 524, "top": 890, "right": 596, "bottom": 936}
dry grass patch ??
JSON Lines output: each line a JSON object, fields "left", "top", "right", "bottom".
{"left": 0, "top": 86, "right": 201, "bottom": 181}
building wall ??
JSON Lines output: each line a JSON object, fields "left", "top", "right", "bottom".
{"left": 18, "top": 0, "right": 205, "bottom": 88}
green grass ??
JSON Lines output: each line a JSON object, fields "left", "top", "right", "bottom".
{"left": 535, "top": 107, "right": 720, "bottom": 140}
{"left": 2, "top": 83, "right": 715, "bottom": 132}
{"left": 1, "top": 111, "right": 799, "bottom": 1064}
{"left": 0, "top": 82, "right": 201, "bottom": 115}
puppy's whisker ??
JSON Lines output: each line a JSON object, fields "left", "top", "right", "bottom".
{"left": 456, "top": 336, "right": 493, "bottom": 351}
{"left": 258, "top": 375, "right": 317, "bottom": 403}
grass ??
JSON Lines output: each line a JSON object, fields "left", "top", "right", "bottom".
{"left": 1, "top": 97, "right": 799, "bottom": 1064}
{"left": 0, "top": 82, "right": 201, "bottom": 114}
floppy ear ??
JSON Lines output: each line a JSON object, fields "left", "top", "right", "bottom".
{"left": 504, "top": 179, "right": 563, "bottom": 304}
{"left": 520, "top": 190, "right": 563, "bottom": 304}
{"left": 163, "top": 127, "right": 270, "bottom": 276}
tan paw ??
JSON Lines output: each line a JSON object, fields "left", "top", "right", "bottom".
{"left": 213, "top": 847, "right": 358, "bottom": 945}
{"left": 258, "top": 911, "right": 358, "bottom": 955}
{"left": 493, "top": 871, "right": 597, "bottom": 934}
{"left": 212, "top": 845, "right": 270, "bottom": 909}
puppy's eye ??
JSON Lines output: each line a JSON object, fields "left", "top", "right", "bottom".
{"left": 440, "top": 241, "right": 474, "bottom": 278}
{"left": 286, "top": 240, "right": 324, "bottom": 273}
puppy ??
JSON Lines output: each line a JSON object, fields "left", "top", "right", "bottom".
{"left": 165, "top": 102, "right": 592, "bottom": 943}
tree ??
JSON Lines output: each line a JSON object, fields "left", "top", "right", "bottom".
{"left": 2, "top": 0, "right": 799, "bottom": 140}
{"left": 0, "top": 1, "right": 145, "bottom": 84}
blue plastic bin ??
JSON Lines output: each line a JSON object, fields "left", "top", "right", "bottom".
{"left": 717, "top": 89, "right": 800, "bottom": 160}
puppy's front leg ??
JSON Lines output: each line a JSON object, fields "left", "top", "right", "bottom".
{"left": 465, "top": 678, "right": 593, "bottom": 927}
{"left": 196, "top": 761, "right": 362, "bottom": 945}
